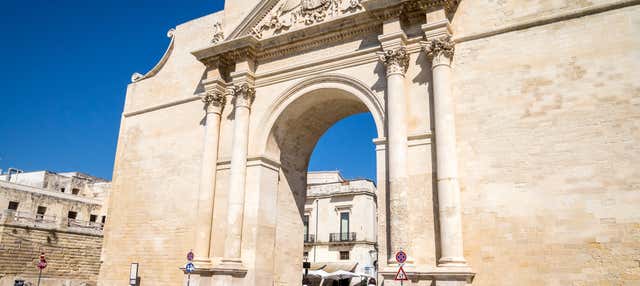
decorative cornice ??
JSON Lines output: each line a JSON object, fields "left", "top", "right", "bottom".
{"left": 231, "top": 83, "right": 256, "bottom": 108}
{"left": 378, "top": 47, "right": 410, "bottom": 75}
{"left": 402, "top": 0, "right": 460, "bottom": 15}
{"left": 421, "top": 35, "right": 454, "bottom": 59}
{"left": 259, "top": 20, "right": 380, "bottom": 61}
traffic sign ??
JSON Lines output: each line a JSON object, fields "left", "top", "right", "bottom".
{"left": 185, "top": 262, "right": 196, "bottom": 274}
{"left": 395, "top": 266, "right": 408, "bottom": 281}
{"left": 187, "top": 250, "right": 194, "bottom": 262}
{"left": 395, "top": 250, "right": 407, "bottom": 264}
{"left": 37, "top": 253, "right": 47, "bottom": 270}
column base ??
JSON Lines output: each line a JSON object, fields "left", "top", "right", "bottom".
{"left": 438, "top": 256, "right": 469, "bottom": 267}
{"left": 192, "top": 257, "right": 214, "bottom": 269}
{"left": 180, "top": 258, "right": 247, "bottom": 278}
{"left": 379, "top": 265, "right": 475, "bottom": 285}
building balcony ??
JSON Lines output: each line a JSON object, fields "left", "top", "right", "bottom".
{"left": 304, "top": 234, "right": 316, "bottom": 244}
{"left": 0, "top": 210, "right": 103, "bottom": 235}
{"left": 329, "top": 232, "right": 357, "bottom": 243}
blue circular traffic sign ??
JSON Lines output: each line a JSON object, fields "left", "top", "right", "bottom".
{"left": 395, "top": 250, "right": 407, "bottom": 264}
{"left": 185, "top": 262, "right": 196, "bottom": 273}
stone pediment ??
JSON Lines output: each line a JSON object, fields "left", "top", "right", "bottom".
{"left": 229, "top": 0, "right": 368, "bottom": 40}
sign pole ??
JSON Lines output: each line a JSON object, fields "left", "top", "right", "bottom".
{"left": 37, "top": 268, "right": 42, "bottom": 286}
{"left": 187, "top": 273, "right": 191, "bottom": 286}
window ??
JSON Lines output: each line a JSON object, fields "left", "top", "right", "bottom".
{"left": 67, "top": 211, "right": 78, "bottom": 219}
{"left": 8, "top": 201, "right": 19, "bottom": 210}
{"left": 303, "top": 215, "right": 309, "bottom": 240}
{"left": 101, "top": 216, "right": 107, "bottom": 224}
{"left": 339, "top": 251, "right": 350, "bottom": 260}
{"left": 60, "top": 187, "right": 65, "bottom": 193}
{"left": 90, "top": 214, "right": 98, "bottom": 223}
{"left": 36, "top": 206, "right": 47, "bottom": 220}
{"left": 340, "top": 212, "right": 350, "bottom": 240}
{"left": 71, "top": 188, "right": 80, "bottom": 195}
{"left": 303, "top": 251, "right": 309, "bottom": 261}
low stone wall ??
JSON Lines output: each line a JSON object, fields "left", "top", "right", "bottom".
{"left": 0, "top": 224, "right": 102, "bottom": 286}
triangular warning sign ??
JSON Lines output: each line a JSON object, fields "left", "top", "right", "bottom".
{"left": 395, "top": 266, "right": 408, "bottom": 281}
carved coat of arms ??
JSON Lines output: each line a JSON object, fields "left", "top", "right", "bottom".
{"left": 302, "top": 0, "right": 329, "bottom": 10}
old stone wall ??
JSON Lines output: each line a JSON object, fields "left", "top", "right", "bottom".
{"left": 453, "top": 3, "right": 640, "bottom": 285}
{"left": 0, "top": 225, "right": 103, "bottom": 286}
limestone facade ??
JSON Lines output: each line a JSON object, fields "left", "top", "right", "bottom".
{"left": 0, "top": 170, "right": 110, "bottom": 286}
{"left": 304, "top": 171, "right": 377, "bottom": 277}
{"left": 98, "top": 0, "right": 640, "bottom": 285}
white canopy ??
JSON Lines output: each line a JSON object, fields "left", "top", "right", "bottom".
{"left": 306, "top": 269, "right": 330, "bottom": 278}
{"left": 325, "top": 270, "right": 361, "bottom": 280}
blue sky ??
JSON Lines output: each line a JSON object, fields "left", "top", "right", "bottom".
{"left": 0, "top": 0, "right": 376, "bottom": 181}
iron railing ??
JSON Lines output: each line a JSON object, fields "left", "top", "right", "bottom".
{"left": 304, "top": 234, "right": 315, "bottom": 243}
{"left": 329, "top": 232, "right": 357, "bottom": 242}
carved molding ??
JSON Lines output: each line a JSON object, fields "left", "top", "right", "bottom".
{"left": 422, "top": 36, "right": 455, "bottom": 59}
{"left": 131, "top": 28, "right": 176, "bottom": 83}
{"left": 404, "top": 0, "right": 459, "bottom": 13}
{"left": 378, "top": 47, "right": 410, "bottom": 75}
{"left": 211, "top": 22, "right": 225, "bottom": 44}
{"left": 231, "top": 83, "right": 256, "bottom": 108}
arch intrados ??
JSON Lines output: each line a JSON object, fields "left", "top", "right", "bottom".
{"left": 255, "top": 74, "right": 385, "bottom": 157}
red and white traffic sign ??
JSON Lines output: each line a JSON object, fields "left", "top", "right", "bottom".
{"left": 37, "top": 253, "right": 47, "bottom": 270}
{"left": 395, "top": 250, "right": 407, "bottom": 264}
{"left": 395, "top": 266, "right": 408, "bottom": 281}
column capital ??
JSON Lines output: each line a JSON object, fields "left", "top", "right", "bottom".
{"left": 378, "top": 47, "right": 410, "bottom": 76}
{"left": 202, "top": 90, "right": 226, "bottom": 114}
{"left": 421, "top": 36, "right": 455, "bottom": 67}
{"left": 202, "top": 78, "right": 228, "bottom": 114}
{"left": 231, "top": 83, "right": 256, "bottom": 109}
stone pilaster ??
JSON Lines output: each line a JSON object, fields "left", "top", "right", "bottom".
{"left": 378, "top": 29, "right": 411, "bottom": 264}
{"left": 220, "top": 81, "right": 255, "bottom": 270}
{"left": 192, "top": 78, "right": 226, "bottom": 268}
{"left": 422, "top": 29, "right": 467, "bottom": 269}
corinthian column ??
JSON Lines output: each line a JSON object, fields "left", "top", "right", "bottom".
{"left": 378, "top": 46, "right": 410, "bottom": 263}
{"left": 222, "top": 83, "right": 255, "bottom": 266}
{"left": 423, "top": 36, "right": 467, "bottom": 267}
{"left": 193, "top": 82, "right": 226, "bottom": 266}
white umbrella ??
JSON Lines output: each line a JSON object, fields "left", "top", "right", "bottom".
{"left": 326, "top": 270, "right": 361, "bottom": 280}
{"left": 307, "top": 269, "right": 330, "bottom": 278}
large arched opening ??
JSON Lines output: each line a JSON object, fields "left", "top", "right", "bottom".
{"left": 258, "top": 75, "right": 385, "bottom": 285}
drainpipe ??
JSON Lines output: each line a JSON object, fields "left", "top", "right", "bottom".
{"left": 314, "top": 198, "right": 319, "bottom": 263}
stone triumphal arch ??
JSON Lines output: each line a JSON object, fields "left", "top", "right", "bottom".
{"left": 98, "top": 0, "right": 640, "bottom": 285}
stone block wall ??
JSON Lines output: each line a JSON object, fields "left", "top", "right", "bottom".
{"left": 0, "top": 225, "right": 103, "bottom": 286}
{"left": 453, "top": 3, "right": 640, "bottom": 285}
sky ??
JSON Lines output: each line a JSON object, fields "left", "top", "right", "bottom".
{"left": 0, "top": 0, "right": 377, "bottom": 181}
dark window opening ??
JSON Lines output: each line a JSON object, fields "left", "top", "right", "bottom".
{"left": 340, "top": 212, "right": 350, "bottom": 238}
{"left": 36, "top": 206, "right": 47, "bottom": 220}
{"left": 303, "top": 215, "right": 309, "bottom": 239}
{"left": 8, "top": 201, "right": 19, "bottom": 210}
{"left": 339, "top": 251, "right": 350, "bottom": 260}
{"left": 60, "top": 187, "right": 65, "bottom": 193}
{"left": 71, "top": 188, "right": 80, "bottom": 195}
{"left": 67, "top": 211, "right": 77, "bottom": 219}
{"left": 90, "top": 214, "right": 98, "bottom": 222}
{"left": 101, "top": 216, "right": 107, "bottom": 224}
